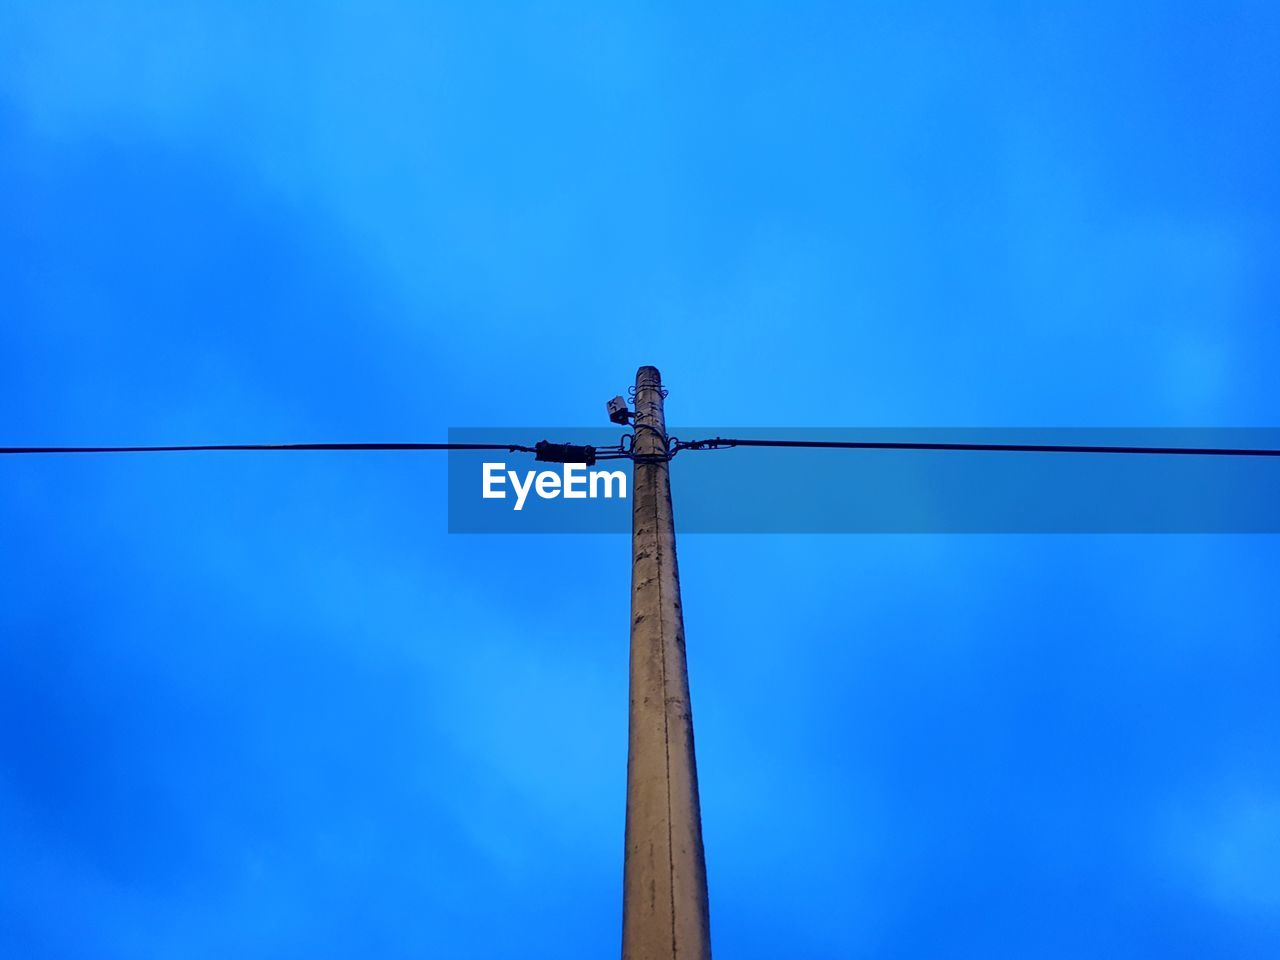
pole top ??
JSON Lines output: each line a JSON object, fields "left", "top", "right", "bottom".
{"left": 636, "top": 365, "right": 662, "bottom": 384}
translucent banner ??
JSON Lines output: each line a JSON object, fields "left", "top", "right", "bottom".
{"left": 448, "top": 428, "right": 1280, "bottom": 534}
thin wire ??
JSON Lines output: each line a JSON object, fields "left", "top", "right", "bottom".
{"left": 671, "top": 438, "right": 1280, "bottom": 457}
{"left": 0, "top": 442, "right": 536, "bottom": 455}
{"left": 4, "top": 437, "right": 1278, "bottom": 459}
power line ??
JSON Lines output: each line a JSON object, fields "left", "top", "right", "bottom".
{"left": 3, "top": 437, "right": 1279, "bottom": 459}
{"left": 0, "top": 442, "right": 536, "bottom": 455}
{"left": 670, "top": 437, "right": 1280, "bottom": 458}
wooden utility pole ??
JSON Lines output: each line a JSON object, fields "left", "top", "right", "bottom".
{"left": 622, "top": 366, "right": 712, "bottom": 959}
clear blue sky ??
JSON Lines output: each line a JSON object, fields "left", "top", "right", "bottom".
{"left": 2, "top": 3, "right": 1278, "bottom": 957}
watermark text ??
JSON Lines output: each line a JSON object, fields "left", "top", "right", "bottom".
{"left": 481, "top": 462, "right": 628, "bottom": 511}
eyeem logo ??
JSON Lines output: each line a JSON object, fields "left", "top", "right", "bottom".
{"left": 482, "top": 462, "right": 628, "bottom": 511}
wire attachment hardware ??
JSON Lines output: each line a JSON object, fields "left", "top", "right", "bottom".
{"left": 534, "top": 441, "right": 597, "bottom": 467}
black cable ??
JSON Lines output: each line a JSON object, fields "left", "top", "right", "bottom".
{"left": 4, "top": 437, "right": 1278, "bottom": 459}
{"left": 0, "top": 442, "right": 536, "bottom": 455}
{"left": 672, "top": 437, "right": 1280, "bottom": 457}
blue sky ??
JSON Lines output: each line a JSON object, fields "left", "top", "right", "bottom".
{"left": 2, "top": 2, "right": 1278, "bottom": 957}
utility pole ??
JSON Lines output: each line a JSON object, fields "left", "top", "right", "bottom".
{"left": 622, "top": 366, "right": 712, "bottom": 960}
